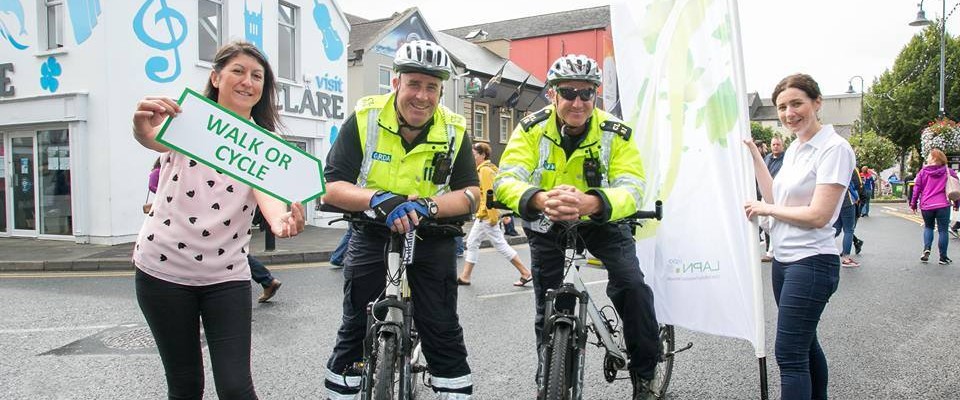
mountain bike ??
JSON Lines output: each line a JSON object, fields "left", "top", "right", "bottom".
{"left": 322, "top": 204, "right": 469, "bottom": 400}
{"left": 534, "top": 200, "right": 692, "bottom": 399}
{"left": 484, "top": 195, "right": 688, "bottom": 400}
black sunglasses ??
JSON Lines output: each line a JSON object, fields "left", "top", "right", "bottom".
{"left": 556, "top": 87, "right": 596, "bottom": 102}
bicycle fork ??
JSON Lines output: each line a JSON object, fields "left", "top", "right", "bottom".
{"left": 361, "top": 231, "right": 418, "bottom": 400}
{"left": 540, "top": 246, "right": 591, "bottom": 400}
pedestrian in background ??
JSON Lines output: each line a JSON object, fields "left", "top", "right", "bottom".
{"left": 131, "top": 41, "right": 305, "bottom": 399}
{"left": 744, "top": 73, "right": 852, "bottom": 400}
{"left": 910, "top": 148, "right": 958, "bottom": 264}
{"left": 834, "top": 169, "right": 862, "bottom": 267}
{"left": 761, "top": 135, "right": 785, "bottom": 262}
{"left": 457, "top": 142, "right": 532, "bottom": 286}
{"left": 859, "top": 166, "right": 875, "bottom": 217}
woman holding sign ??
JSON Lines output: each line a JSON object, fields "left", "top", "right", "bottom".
{"left": 131, "top": 41, "right": 304, "bottom": 399}
{"left": 743, "top": 74, "right": 854, "bottom": 400}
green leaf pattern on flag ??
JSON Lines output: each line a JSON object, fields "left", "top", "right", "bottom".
{"left": 623, "top": 0, "right": 742, "bottom": 239}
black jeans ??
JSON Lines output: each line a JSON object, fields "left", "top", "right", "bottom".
{"left": 136, "top": 269, "right": 257, "bottom": 400}
{"left": 525, "top": 223, "right": 660, "bottom": 379}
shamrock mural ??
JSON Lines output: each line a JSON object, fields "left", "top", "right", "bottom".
{"left": 40, "top": 56, "right": 62, "bottom": 93}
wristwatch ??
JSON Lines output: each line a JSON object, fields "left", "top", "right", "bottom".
{"left": 417, "top": 197, "right": 439, "bottom": 218}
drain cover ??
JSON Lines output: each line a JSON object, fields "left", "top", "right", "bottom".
{"left": 41, "top": 323, "right": 206, "bottom": 356}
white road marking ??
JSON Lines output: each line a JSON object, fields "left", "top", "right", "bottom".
{"left": 476, "top": 279, "right": 608, "bottom": 299}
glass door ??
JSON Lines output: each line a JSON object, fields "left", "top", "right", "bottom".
{"left": 9, "top": 133, "right": 37, "bottom": 236}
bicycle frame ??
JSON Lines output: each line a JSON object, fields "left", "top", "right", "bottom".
{"left": 541, "top": 228, "right": 627, "bottom": 400}
{"left": 361, "top": 230, "right": 419, "bottom": 400}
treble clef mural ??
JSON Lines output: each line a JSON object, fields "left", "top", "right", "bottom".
{"left": 132, "top": 0, "right": 187, "bottom": 83}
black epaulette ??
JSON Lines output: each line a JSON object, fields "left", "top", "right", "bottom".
{"left": 520, "top": 108, "right": 552, "bottom": 131}
{"left": 600, "top": 120, "right": 632, "bottom": 141}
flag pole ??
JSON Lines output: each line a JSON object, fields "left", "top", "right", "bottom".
{"left": 728, "top": 0, "right": 769, "bottom": 398}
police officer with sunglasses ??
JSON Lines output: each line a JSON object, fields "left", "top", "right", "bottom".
{"left": 494, "top": 54, "right": 660, "bottom": 399}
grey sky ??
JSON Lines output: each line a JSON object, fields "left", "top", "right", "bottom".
{"left": 338, "top": 0, "right": 941, "bottom": 98}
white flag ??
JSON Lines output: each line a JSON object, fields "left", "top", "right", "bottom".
{"left": 611, "top": 0, "right": 765, "bottom": 356}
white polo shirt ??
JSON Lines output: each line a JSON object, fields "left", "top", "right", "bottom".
{"left": 770, "top": 124, "right": 856, "bottom": 263}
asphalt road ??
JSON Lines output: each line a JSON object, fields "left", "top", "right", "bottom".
{"left": 2, "top": 203, "right": 960, "bottom": 399}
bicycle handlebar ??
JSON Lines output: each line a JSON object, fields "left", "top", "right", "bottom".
{"left": 319, "top": 203, "right": 472, "bottom": 227}
{"left": 484, "top": 190, "right": 663, "bottom": 223}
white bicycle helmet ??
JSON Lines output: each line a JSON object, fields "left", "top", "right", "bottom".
{"left": 546, "top": 54, "right": 602, "bottom": 86}
{"left": 393, "top": 40, "right": 453, "bottom": 81}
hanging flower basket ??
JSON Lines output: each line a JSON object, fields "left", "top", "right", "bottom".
{"left": 921, "top": 118, "right": 960, "bottom": 156}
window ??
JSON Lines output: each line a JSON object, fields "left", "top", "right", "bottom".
{"left": 44, "top": 0, "right": 65, "bottom": 50}
{"left": 198, "top": 0, "right": 223, "bottom": 63}
{"left": 378, "top": 66, "right": 392, "bottom": 94}
{"left": 473, "top": 103, "right": 489, "bottom": 141}
{"left": 277, "top": 2, "right": 299, "bottom": 81}
{"left": 499, "top": 109, "right": 513, "bottom": 144}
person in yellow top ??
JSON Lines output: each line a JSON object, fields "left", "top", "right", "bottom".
{"left": 457, "top": 142, "right": 532, "bottom": 286}
{"left": 494, "top": 54, "right": 660, "bottom": 399}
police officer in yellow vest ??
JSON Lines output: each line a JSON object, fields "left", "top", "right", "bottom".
{"left": 322, "top": 40, "right": 479, "bottom": 399}
{"left": 494, "top": 54, "right": 660, "bottom": 399}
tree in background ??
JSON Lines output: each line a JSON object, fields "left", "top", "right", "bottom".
{"left": 850, "top": 130, "right": 898, "bottom": 171}
{"left": 864, "top": 22, "right": 960, "bottom": 177}
{"left": 750, "top": 121, "right": 777, "bottom": 144}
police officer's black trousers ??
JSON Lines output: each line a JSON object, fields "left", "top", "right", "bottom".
{"left": 526, "top": 222, "right": 660, "bottom": 379}
{"left": 325, "top": 231, "right": 471, "bottom": 392}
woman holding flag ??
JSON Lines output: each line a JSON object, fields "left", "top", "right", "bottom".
{"left": 743, "top": 74, "right": 855, "bottom": 400}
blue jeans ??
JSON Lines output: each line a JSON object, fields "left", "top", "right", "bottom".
{"left": 248, "top": 255, "right": 274, "bottom": 287}
{"left": 860, "top": 190, "right": 872, "bottom": 216}
{"left": 772, "top": 254, "right": 840, "bottom": 400}
{"left": 455, "top": 235, "right": 464, "bottom": 255}
{"left": 330, "top": 226, "right": 353, "bottom": 266}
{"left": 832, "top": 205, "right": 856, "bottom": 256}
{"left": 921, "top": 206, "right": 951, "bottom": 257}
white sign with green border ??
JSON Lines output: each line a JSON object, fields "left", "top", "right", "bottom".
{"left": 155, "top": 88, "right": 325, "bottom": 204}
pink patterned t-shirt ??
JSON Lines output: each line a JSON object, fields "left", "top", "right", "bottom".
{"left": 134, "top": 151, "right": 257, "bottom": 286}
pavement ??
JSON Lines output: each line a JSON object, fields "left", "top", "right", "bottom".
{"left": 0, "top": 222, "right": 527, "bottom": 272}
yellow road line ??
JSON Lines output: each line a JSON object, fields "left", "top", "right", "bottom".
{"left": 882, "top": 208, "right": 924, "bottom": 225}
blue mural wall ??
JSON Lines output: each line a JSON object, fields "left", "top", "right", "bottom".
{"left": 0, "top": 0, "right": 29, "bottom": 49}
{"left": 66, "top": 0, "right": 101, "bottom": 45}
{"left": 312, "top": 0, "right": 343, "bottom": 61}
{"left": 244, "top": 0, "right": 264, "bottom": 54}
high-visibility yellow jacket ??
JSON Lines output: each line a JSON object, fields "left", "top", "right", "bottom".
{"left": 353, "top": 93, "right": 467, "bottom": 197}
{"left": 475, "top": 160, "right": 500, "bottom": 224}
{"left": 494, "top": 105, "right": 645, "bottom": 222}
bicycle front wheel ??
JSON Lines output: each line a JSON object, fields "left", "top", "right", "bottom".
{"left": 545, "top": 324, "right": 575, "bottom": 400}
{"left": 649, "top": 324, "right": 675, "bottom": 397}
{"left": 372, "top": 333, "right": 399, "bottom": 400}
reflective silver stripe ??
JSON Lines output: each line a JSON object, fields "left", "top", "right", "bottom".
{"left": 325, "top": 370, "right": 361, "bottom": 388}
{"left": 530, "top": 136, "right": 552, "bottom": 187}
{"left": 436, "top": 393, "right": 471, "bottom": 400}
{"left": 434, "top": 123, "right": 458, "bottom": 196}
{"left": 326, "top": 391, "right": 358, "bottom": 400}
{"left": 495, "top": 165, "right": 532, "bottom": 187}
{"left": 612, "top": 176, "right": 645, "bottom": 207}
{"left": 430, "top": 374, "right": 473, "bottom": 389}
{"left": 600, "top": 130, "right": 615, "bottom": 188}
{"left": 357, "top": 109, "right": 381, "bottom": 188}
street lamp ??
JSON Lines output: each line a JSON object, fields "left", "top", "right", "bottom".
{"left": 909, "top": 0, "right": 947, "bottom": 118}
{"left": 847, "top": 75, "right": 865, "bottom": 135}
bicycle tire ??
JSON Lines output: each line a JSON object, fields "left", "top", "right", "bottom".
{"left": 545, "top": 324, "right": 574, "bottom": 400}
{"left": 373, "top": 333, "right": 399, "bottom": 400}
{"left": 649, "top": 324, "right": 675, "bottom": 397}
